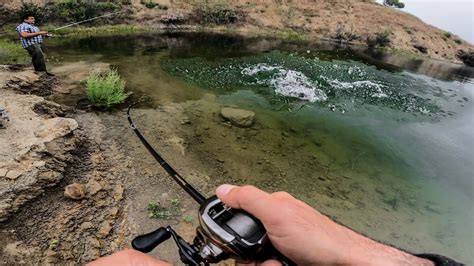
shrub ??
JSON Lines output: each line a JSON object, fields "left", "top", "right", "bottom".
{"left": 140, "top": 0, "right": 167, "bottom": 9}
{"left": 0, "top": 39, "right": 29, "bottom": 64}
{"left": 47, "top": 1, "right": 119, "bottom": 23}
{"left": 443, "top": 32, "right": 452, "bottom": 39}
{"left": 86, "top": 69, "right": 130, "bottom": 107}
{"left": 454, "top": 39, "right": 463, "bottom": 45}
{"left": 383, "top": 0, "right": 405, "bottom": 8}
{"left": 194, "top": 5, "right": 240, "bottom": 24}
{"left": 366, "top": 31, "right": 391, "bottom": 48}
{"left": 17, "top": 2, "right": 46, "bottom": 25}
{"left": 456, "top": 50, "right": 474, "bottom": 67}
{"left": 334, "top": 27, "right": 360, "bottom": 43}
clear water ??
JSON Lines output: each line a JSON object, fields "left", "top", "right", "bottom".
{"left": 46, "top": 33, "right": 474, "bottom": 263}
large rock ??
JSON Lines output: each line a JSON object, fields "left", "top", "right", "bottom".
{"left": 34, "top": 117, "right": 78, "bottom": 141}
{"left": 0, "top": 89, "right": 79, "bottom": 222}
{"left": 220, "top": 107, "right": 255, "bottom": 128}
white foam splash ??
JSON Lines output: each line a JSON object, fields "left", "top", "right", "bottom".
{"left": 241, "top": 64, "right": 327, "bottom": 102}
{"left": 329, "top": 79, "right": 388, "bottom": 98}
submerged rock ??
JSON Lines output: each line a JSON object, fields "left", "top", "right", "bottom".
{"left": 220, "top": 107, "right": 255, "bottom": 128}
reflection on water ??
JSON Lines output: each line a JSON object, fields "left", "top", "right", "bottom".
{"left": 47, "top": 33, "right": 474, "bottom": 263}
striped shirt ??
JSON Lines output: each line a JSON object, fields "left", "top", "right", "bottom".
{"left": 16, "top": 22, "right": 43, "bottom": 48}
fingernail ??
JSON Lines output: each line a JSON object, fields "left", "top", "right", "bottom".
{"left": 216, "top": 184, "right": 236, "bottom": 197}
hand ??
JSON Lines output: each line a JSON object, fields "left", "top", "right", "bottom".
{"left": 38, "top": 31, "right": 49, "bottom": 36}
{"left": 216, "top": 185, "right": 434, "bottom": 266}
{"left": 87, "top": 249, "right": 171, "bottom": 266}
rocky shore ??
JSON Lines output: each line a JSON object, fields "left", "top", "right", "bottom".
{"left": 0, "top": 63, "right": 213, "bottom": 264}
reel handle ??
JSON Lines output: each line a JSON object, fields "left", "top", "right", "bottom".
{"left": 132, "top": 227, "right": 171, "bottom": 253}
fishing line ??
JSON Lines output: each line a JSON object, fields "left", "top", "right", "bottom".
{"left": 50, "top": 10, "right": 126, "bottom": 32}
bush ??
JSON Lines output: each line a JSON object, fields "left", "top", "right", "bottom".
{"left": 456, "top": 50, "right": 474, "bottom": 67}
{"left": 86, "top": 69, "right": 130, "bottom": 107}
{"left": 17, "top": 2, "right": 46, "bottom": 25}
{"left": 140, "top": 0, "right": 168, "bottom": 10}
{"left": 0, "top": 39, "right": 29, "bottom": 64}
{"left": 383, "top": 0, "right": 405, "bottom": 8}
{"left": 443, "top": 32, "right": 452, "bottom": 39}
{"left": 366, "top": 31, "right": 391, "bottom": 48}
{"left": 194, "top": 5, "right": 240, "bottom": 24}
{"left": 454, "top": 39, "right": 463, "bottom": 45}
{"left": 47, "top": 1, "right": 119, "bottom": 23}
{"left": 334, "top": 27, "right": 360, "bottom": 43}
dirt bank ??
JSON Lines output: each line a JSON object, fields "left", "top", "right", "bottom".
{"left": 0, "top": 63, "right": 223, "bottom": 264}
{"left": 1, "top": 0, "right": 473, "bottom": 64}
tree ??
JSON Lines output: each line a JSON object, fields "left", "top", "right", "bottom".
{"left": 384, "top": 0, "right": 405, "bottom": 9}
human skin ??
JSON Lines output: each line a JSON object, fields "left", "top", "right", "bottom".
{"left": 19, "top": 16, "right": 48, "bottom": 38}
{"left": 216, "top": 184, "right": 434, "bottom": 266}
{"left": 88, "top": 185, "right": 434, "bottom": 266}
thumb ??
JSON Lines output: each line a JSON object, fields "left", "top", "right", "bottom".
{"left": 216, "top": 185, "right": 276, "bottom": 223}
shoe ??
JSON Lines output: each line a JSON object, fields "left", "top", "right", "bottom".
{"left": 45, "top": 72, "right": 55, "bottom": 76}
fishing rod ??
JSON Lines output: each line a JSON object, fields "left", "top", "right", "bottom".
{"left": 126, "top": 103, "right": 206, "bottom": 204}
{"left": 128, "top": 103, "right": 295, "bottom": 265}
{"left": 49, "top": 10, "right": 126, "bottom": 32}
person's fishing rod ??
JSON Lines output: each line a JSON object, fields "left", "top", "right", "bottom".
{"left": 126, "top": 103, "right": 206, "bottom": 204}
{"left": 48, "top": 10, "right": 125, "bottom": 33}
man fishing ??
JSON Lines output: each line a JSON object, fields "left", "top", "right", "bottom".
{"left": 16, "top": 14, "right": 54, "bottom": 76}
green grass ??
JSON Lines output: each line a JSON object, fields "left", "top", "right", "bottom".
{"left": 147, "top": 199, "right": 181, "bottom": 219}
{"left": 0, "top": 39, "right": 30, "bottom": 64}
{"left": 277, "top": 29, "right": 307, "bottom": 41}
{"left": 86, "top": 69, "right": 130, "bottom": 107}
{"left": 46, "top": 24, "right": 151, "bottom": 37}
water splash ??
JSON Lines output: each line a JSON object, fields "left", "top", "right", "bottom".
{"left": 241, "top": 64, "right": 327, "bottom": 102}
{"left": 162, "top": 51, "right": 447, "bottom": 116}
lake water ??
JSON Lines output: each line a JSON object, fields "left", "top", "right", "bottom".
{"left": 46, "top": 33, "right": 474, "bottom": 263}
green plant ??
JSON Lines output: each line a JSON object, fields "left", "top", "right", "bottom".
{"left": 334, "top": 27, "right": 360, "bottom": 43}
{"left": 278, "top": 29, "right": 306, "bottom": 41}
{"left": 41, "top": 1, "right": 119, "bottom": 25}
{"left": 456, "top": 50, "right": 474, "bottom": 67}
{"left": 147, "top": 200, "right": 181, "bottom": 219}
{"left": 0, "top": 39, "right": 29, "bottom": 64}
{"left": 86, "top": 69, "right": 129, "bottom": 107}
{"left": 183, "top": 215, "right": 193, "bottom": 223}
{"left": 443, "top": 32, "right": 452, "bottom": 39}
{"left": 454, "top": 39, "right": 463, "bottom": 45}
{"left": 17, "top": 2, "right": 46, "bottom": 25}
{"left": 140, "top": 0, "right": 167, "bottom": 9}
{"left": 366, "top": 31, "right": 391, "bottom": 48}
{"left": 383, "top": 0, "right": 405, "bottom": 8}
{"left": 194, "top": 4, "right": 240, "bottom": 24}
{"left": 49, "top": 239, "right": 59, "bottom": 250}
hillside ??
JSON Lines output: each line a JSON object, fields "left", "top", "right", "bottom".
{"left": 1, "top": 0, "right": 472, "bottom": 63}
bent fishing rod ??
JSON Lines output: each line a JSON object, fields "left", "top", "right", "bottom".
{"left": 49, "top": 10, "right": 126, "bottom": 32}
{"left": 126, "top": 103, "right": 206, "bottom": 204}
